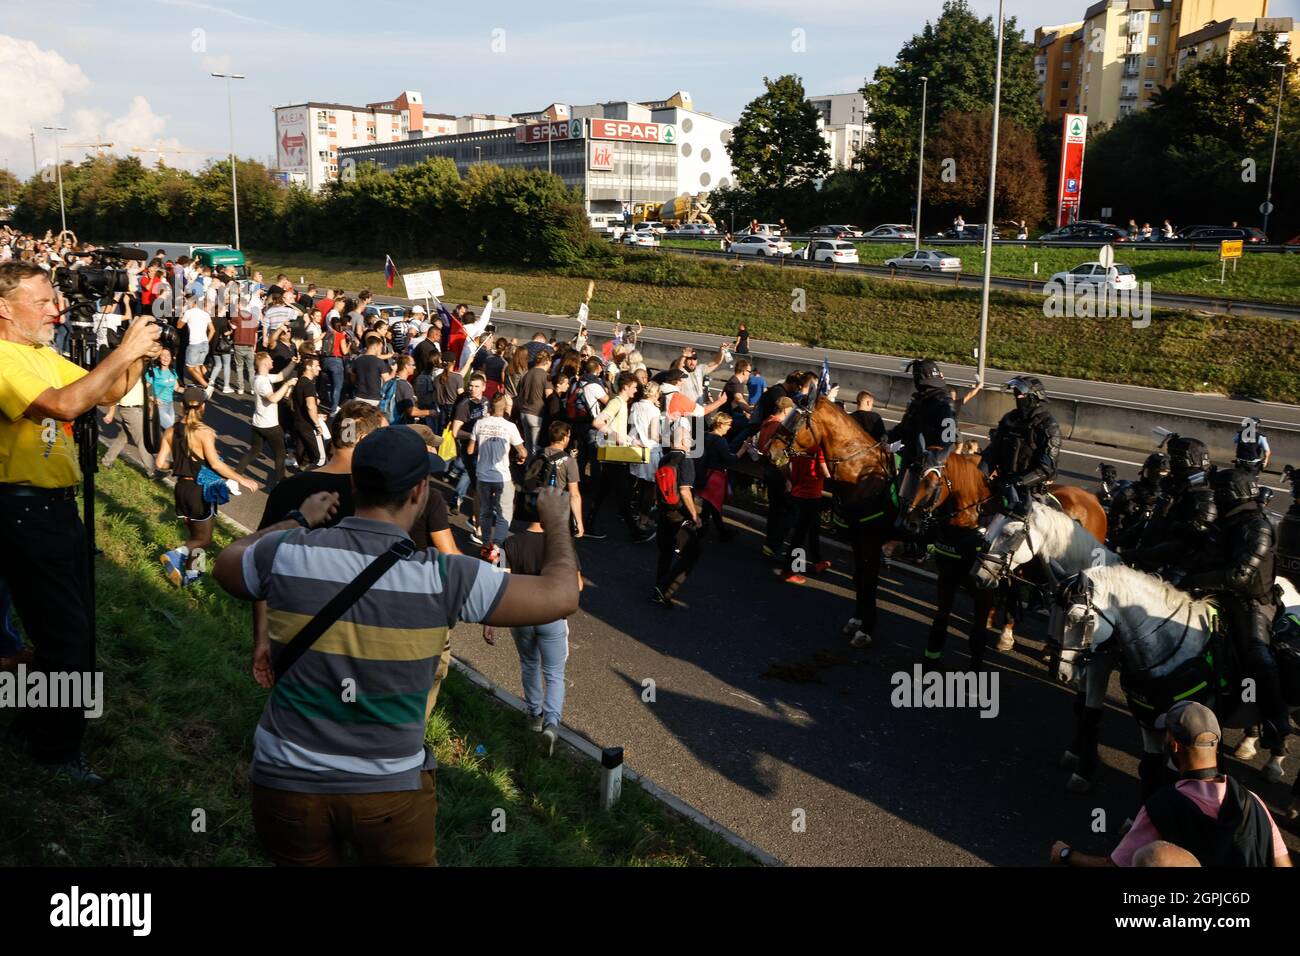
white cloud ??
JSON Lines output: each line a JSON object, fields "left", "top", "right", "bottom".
{"left": 0, "top": 34, "right": 90, "bottom": 142}
{"left": 0, "top": 35, "right": 209, "bottom": 173}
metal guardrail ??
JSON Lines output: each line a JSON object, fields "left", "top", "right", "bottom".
{"left": 631, "top": 243, "right": 1300, "bottom": 321}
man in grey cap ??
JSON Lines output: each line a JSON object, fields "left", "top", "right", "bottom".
{"left": 1050, "top": 701, "right": 1291, "bottom": 867}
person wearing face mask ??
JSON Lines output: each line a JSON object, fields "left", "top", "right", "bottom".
{"left": 981, "top": 376, "right": 1061, "bottom": 517}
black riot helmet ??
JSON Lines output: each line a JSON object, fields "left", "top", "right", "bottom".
{"left": 907, "top": 358, "right": 944, "bottom": 389}
{"left": 1212, "top": 468, "right": 1260, "bottom": 511}
{"left": 1139, "top": 452, "right": 1170, "bottom": 486}
{"left": 1164, "top": 434, "right": 1211, "bottom": 479}
{"left": 1005, "top": 376, "right": 1047, "bottom": 406}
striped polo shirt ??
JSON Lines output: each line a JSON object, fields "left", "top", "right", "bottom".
{"left": 241, "top": 516, "right": 507, "bottom": 793}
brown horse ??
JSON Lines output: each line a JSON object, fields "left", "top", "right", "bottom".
{"left": 897, "top": 452, "right": 1107, "bottom": 666}
{"left": 765, "top": 397, "right": 900, "bottom": 645}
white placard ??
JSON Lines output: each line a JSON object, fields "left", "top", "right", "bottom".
{"left": 403, "top": 270, "right": 444, "bottom": 300}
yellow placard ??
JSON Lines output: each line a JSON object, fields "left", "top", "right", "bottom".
{"left": 1220, "top": 239, "right": 1243, "bottom": 260}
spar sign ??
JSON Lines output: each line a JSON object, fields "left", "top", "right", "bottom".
{"left": 276, "top": 108, "right": 307, "bottom": 170}
{"left": 515, "top": 120, "right": 579, "bottom": 144}
{"left": 1055, "top": 113, "right": 1087, "bottom": 228}
{"left": 589, "top": 118, "right": 677, "bottom": 144}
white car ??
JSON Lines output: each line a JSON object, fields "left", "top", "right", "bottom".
{"left": 635, "top": 221, "right": 668, "bottom": 235}
{"left": 738, "top": 223, "right": 785, "bottom": 237}
{"left": 796, "top": 239, "right": 860, "bottom": 264}
{"left": 863, "top": 224, "right": 917, "bottom": 240}
{"left": 884, "top": 249, "right": 962, "bottom": 272}
{"left": 623, "top": 231, "right": 661, "bottom": 248}
{"left": 1046, "top": 262, "right": 1138, "bottom": 292}
{"left": 667, "top": 223, "right": 717, "bottom": 237}
{"left": 729, "top": 235, "right": 792, "bottom": 257}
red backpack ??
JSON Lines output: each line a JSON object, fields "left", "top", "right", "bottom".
{"left": 655, "top": 458, "right": 681, "bottom": 507}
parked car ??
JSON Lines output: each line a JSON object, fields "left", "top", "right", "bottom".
{"left": 1046, "top": 262, "right": 1138, "bottom": 293}
{"left": 862, "top": 224, "right": 917, "bottom": 240}
{"left": 794, "top": 239, "right": 860, "bottom": 264}
{"left": 666, "top": 223, "right": 718, "bottom": 237}
{"left": 927, "top": 224, "right": 999, "bottom": 242}
{"left": 737, "top": 223, "right": 786, "bottom": 237}
{"left": 885, "top": 249, "right": 962, "bottom": 272}
{"left": 729, "top": 235, "right": 793, "bottom": 257}
{"left": 1039, "top": 222, "right": 1129, "bottom": 243}
{"left": 623, "top": 231, "right": 661, "bottom": 248}
{"left": 1179, "top": 226, "right": 1268, "bottom": 244}
{"left": 808, "top": 224, "right": 858, "bottom": 238}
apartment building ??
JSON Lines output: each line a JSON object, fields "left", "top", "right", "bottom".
{"left": 807, "top": 92, "right": 871, "bottom": 168}
{"left": 1175, "top": 15, "right": 1299, "bottom": 79}
{"left": 1035, "top": 0, "right": 1273, "bottom": 128}
{"left": 272, "top": 99, "right": 409, "bottom": 191}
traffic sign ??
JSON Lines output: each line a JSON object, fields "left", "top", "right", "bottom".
{"left": 1220, "top": 240, "right": 1243, "bottom": 260}
{"left": 1098, "top": 244, "right": 1114, "bottom": 269}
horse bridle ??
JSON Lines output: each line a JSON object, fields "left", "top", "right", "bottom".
{"left": 1058, "top": 572, "right": 1193, "bottom": 674}
{"left": 769, "top": 406, "right": 883, "bottom": 481}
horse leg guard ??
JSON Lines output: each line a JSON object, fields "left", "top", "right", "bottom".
{"left": 1069, "top": 700, "right": 1104, "bottom": 781}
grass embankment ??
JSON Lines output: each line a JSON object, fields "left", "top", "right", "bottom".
{"left": 0, "top": 462, "right": 754, "bottom": 867}
{"left": 661, "top": 237, "right": 1300, "bottom": 306}
{"left": 253, "top": 249, "right": 1300, "bottom": 402}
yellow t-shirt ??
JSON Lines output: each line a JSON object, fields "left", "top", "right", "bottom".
{"left": 0, "top": 339, "right": 87, "bottom": 488}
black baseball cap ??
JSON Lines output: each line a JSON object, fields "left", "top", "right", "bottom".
{"left": 352, "top": 426, "right": 447, "bottom": 494}
{"left": 181, "top": 385, "right": 207, "bottom": 406}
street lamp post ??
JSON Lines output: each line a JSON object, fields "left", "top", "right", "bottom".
{"left": 42, "top": 126, "right": 69, "bottom": 233}
{"left": 1262, "top": 62, "right": 1286, "bottom": 240}
{"left": 976, "top": 0, "right": 1006, "bottom": 386}
{"left": 210, "top": 72, "right": 245, "bottom": 249}
{"left": 914, "top": 76, "right": 928, "bottom": 251}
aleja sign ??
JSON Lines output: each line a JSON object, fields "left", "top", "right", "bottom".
{"left": 1055, "top": 113, "right": 1088, "bottom": 228}
{"left": 589, "top": 118, "right": 677, "bottom": 144}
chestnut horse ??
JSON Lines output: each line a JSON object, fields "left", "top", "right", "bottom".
{"left": 765, "top": 397, "right": 899, "bottom": 645}
{"left": 897, "top": 452, "right": 1107, "bottom": 667}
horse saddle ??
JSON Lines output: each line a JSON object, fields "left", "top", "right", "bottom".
{"left": 1120, "top": 604, "right": 1230, "bottom": 727}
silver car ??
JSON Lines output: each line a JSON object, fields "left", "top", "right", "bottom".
{"left": 884, "top": 249, "right": 962, "bottom": 272}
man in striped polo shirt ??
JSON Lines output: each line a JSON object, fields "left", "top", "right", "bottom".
{"left": 214, "top": 425, "right": 579, "bottom": 865}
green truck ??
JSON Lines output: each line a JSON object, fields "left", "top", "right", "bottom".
{"left": 118, "top": 241, "right": 248, "bottom": 278}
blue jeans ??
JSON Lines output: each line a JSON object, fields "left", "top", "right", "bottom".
{"left": 511, "top": 620, "right": 569, "bottom": 727}
{"left": 476, "top": 480, "right": 513, "bottom": 545}
{"left": 323, "top": 357, "right": 345, "bottom": 410}
{"left": 453, "top": 448, "right": 476, "bottom": 507}
{"left": 211, "top": 352, "right": 232, "bottom": 390}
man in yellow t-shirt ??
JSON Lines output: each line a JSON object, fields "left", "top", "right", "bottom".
{"left": 0, "top": 261, "right": 161, "bottom": 784}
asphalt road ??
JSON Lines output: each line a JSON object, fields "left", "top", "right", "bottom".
{"left": 101, "top": 390, "right": 1300, "bottom": 866}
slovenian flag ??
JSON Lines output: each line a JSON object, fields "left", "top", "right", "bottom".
{"left": 384, "top": 255, "right": 397, "bottom": 290}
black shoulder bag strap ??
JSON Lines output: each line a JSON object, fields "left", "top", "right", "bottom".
{"left": 272, "top": 538, "right": 416, "bottom": 682}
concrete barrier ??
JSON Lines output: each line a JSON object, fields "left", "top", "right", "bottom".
{"left": 485, "top": 312, "right": 1300, "bottom": 474}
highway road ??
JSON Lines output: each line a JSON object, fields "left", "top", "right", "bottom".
{"left": 99, "top": 389, "right": 1300, "bottom": 866}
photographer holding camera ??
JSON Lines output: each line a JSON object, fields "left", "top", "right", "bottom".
{"left": 0, "top": 260, "right": 162, "bottom": 784}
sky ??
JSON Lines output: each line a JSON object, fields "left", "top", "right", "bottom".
{"left": 2, "top": 0, "right": 1298, "bottom": 176}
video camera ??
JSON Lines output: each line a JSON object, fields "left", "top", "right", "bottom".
{"left": 52, "top": 246, "right": 179, "bottom": 348}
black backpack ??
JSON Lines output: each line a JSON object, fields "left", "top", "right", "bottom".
{"left": 1143, "top": 776, "right": 1275, "bottom": 867}
{"left": 522, "top": 448, "right": 568, "bottom": 495}
{"left": 414, "top": 372, "right": 437, "bottom": 410}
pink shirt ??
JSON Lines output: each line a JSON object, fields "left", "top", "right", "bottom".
{"left": 1110, "top": 777, "right": 1289, "bottom": 866}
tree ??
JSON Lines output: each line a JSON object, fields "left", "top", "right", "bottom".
{"left": 858, "top": 0, "right": 1042, "bottom": 222}
{"left": 925, "top": 109, "right": 1048, "bottom": 226}
{"left": 726, "top": 74, "right": 831, "bottom": 220}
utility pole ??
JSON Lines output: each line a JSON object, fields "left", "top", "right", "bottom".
{"left": 211, "top": 72, "right": 246, "bottom": 249}
{"left": 29, "top": 128, "right": 38, "bottom": 178}
{"left": 976, "top": 0, "right": 1006, "bottom": 386}
{"left": 915, "top": 76, "right": 928, "bottom": 251}
{"left": 1262, "top": 62, "right": 1286, "bottom": 240}
{"left": 42, "top": 126, "right": 69, "bottom": 233}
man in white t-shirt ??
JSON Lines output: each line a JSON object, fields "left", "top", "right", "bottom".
{"left": 467, "top": 392, "right": 526, "bottom": 549}
{"left": 233, "top": 351, "right": 297, "bottom": 488}
{"left": 178, "top": 297, "right": 214, "bottom": 388}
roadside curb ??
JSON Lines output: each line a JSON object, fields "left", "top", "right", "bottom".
{"left": 449, "top": 656, "right": 783, "bottom": 867}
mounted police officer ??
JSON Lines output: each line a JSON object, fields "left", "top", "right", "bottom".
{"left": 1107, "top": 452, "right": 1170, "bottom": 551}
{"left": 981, "top": 376, "right": 1061, "bottom": 516}
{"left": 887, "top": 359, "right": 957, "bottom": 473}
{"left": 1182, "top": 468, "right": 1289, "bottom": 765}
{"left": 1129, "top": 434, "right": 1217, "bottom": 578}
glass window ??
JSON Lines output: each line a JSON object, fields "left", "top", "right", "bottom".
{"left": 700, "top": 148, "right": 711, "bottom": 162}
{"left": 1151, "top": 13, "right": 1160, "bottom": 23}
{"left": 1063, "top": 61, "right": 1071, "bottom": 70}
{"left": 1149, "top": 36, "right": 1158, "bottom": 46}
{"left": 680, "top": 142, "right": 692, "bottom": 157}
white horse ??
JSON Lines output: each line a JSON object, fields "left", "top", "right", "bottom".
{"left": 976, "top": 503, "right": 1122, "bottom": 791}
{"left": 1058, "top": 563, "right": 1300, "bottom": 790}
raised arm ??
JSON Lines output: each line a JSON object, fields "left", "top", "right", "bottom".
{"left": 483, "top": 488, "right": 579, "bottom": 626}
